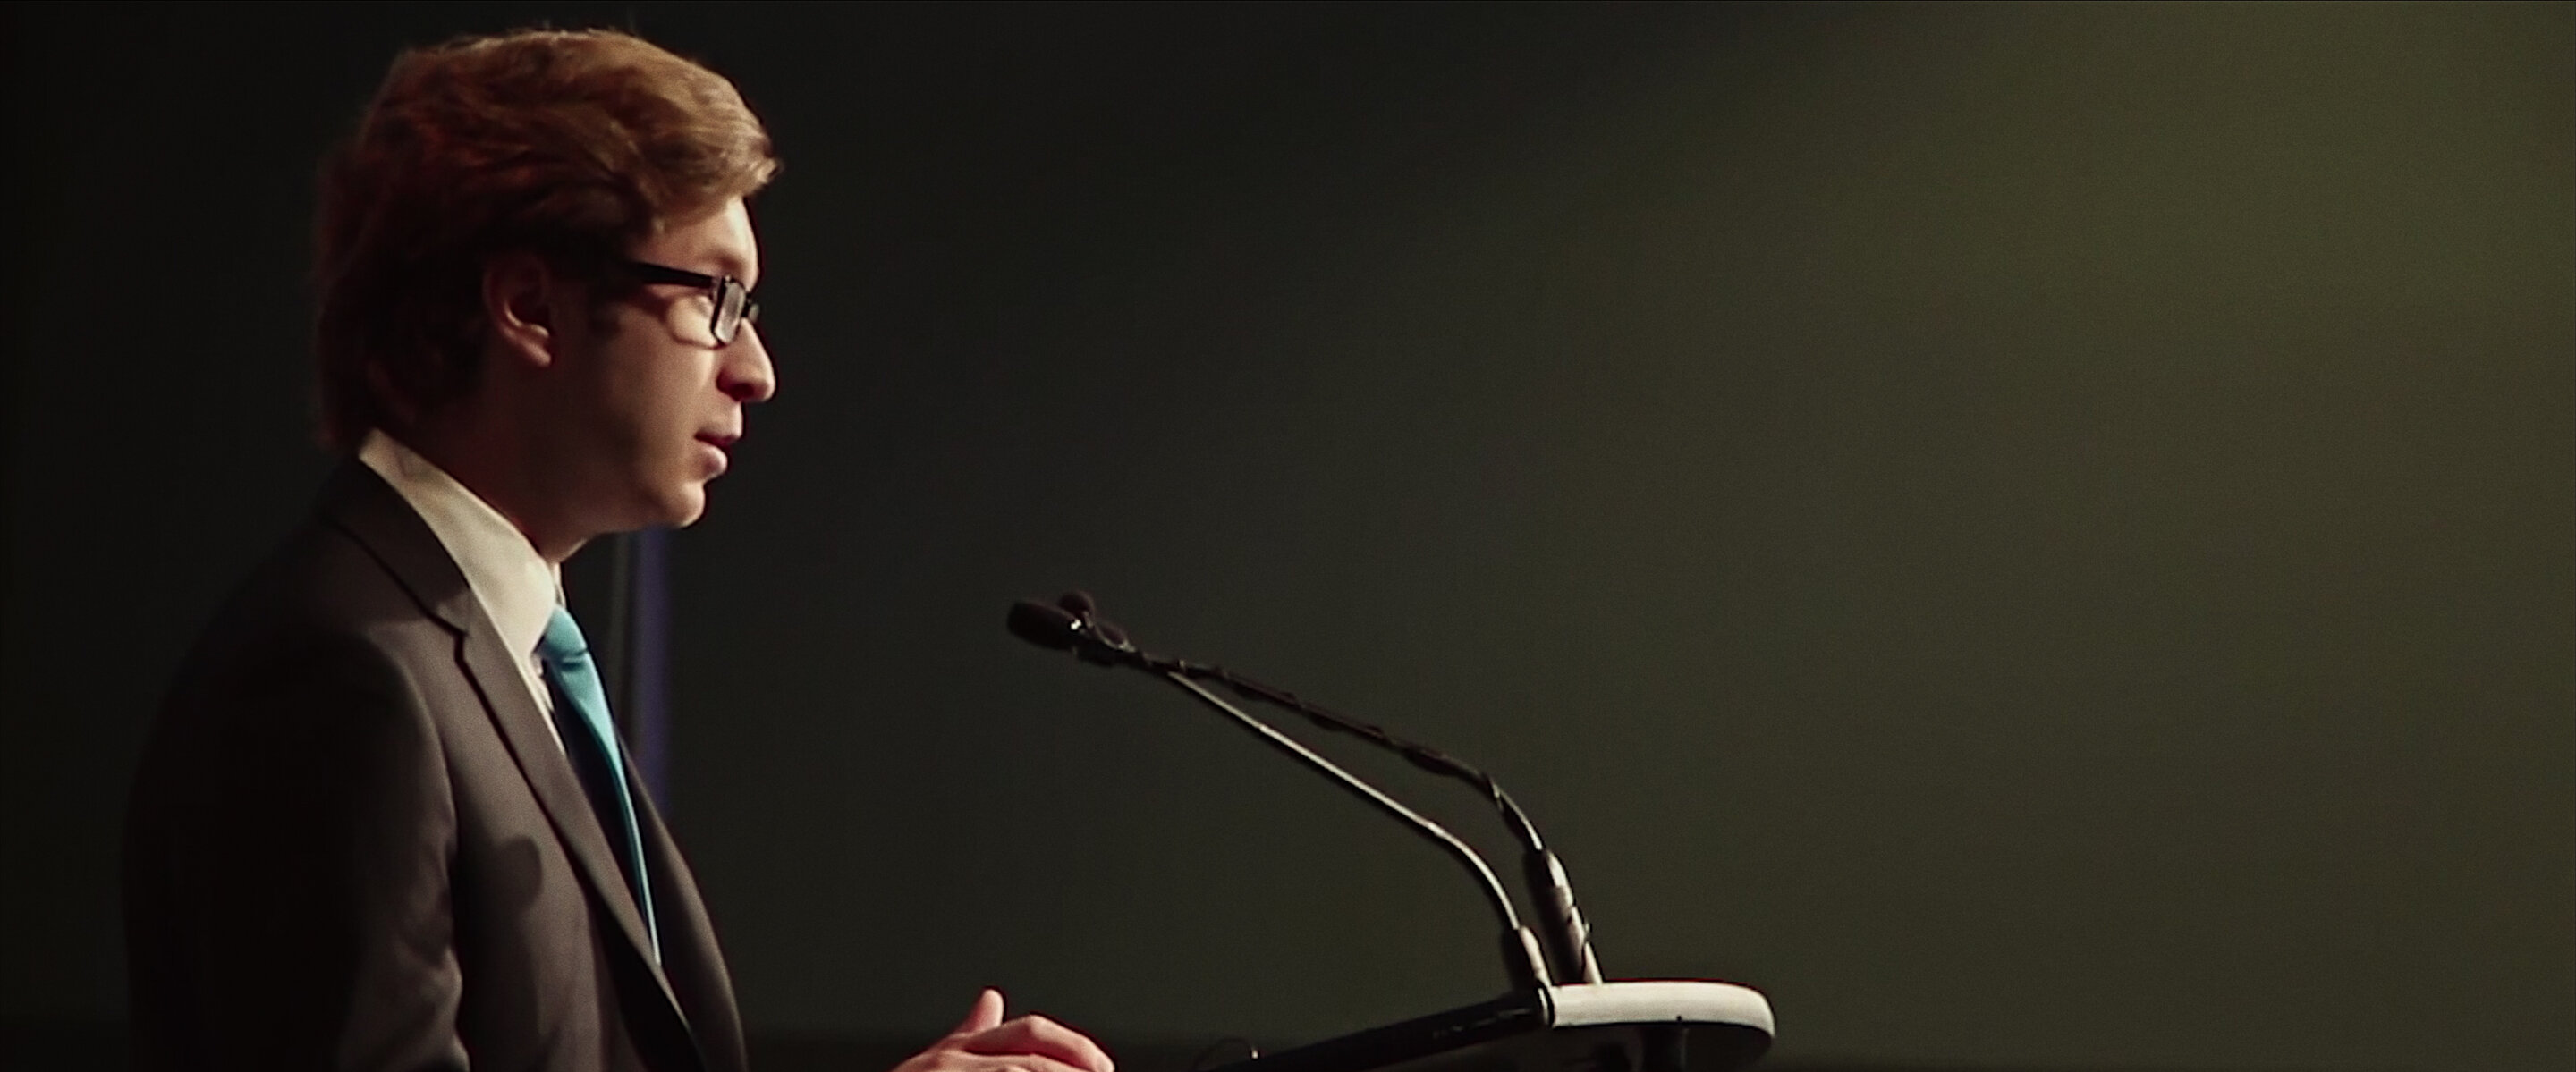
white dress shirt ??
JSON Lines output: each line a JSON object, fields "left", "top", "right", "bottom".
{"left": 358, "top": 429, "right": 565, "bottom": 752}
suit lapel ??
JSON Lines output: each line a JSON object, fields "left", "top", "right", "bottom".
{"left": 454, "top": 626, "right": 684, "bottom": 1003}
{"left": 628, "top": 757, "right": 750, "bottom": 1072}
{"left": 316, "top": 463, "right": 693, "bottom": 1031}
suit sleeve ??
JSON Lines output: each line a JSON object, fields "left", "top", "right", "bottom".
{"left": 127, "top": 626, "right": 470, "bottom": 1071}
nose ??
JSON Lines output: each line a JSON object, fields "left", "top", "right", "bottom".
{"left": 719, "top": 323, "right": 777, "bottom": 403}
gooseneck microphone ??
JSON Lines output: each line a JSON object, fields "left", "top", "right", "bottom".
{"left": 1120, "top": 637, "right": 1604, "bottom": 987}
{"left": 1007, "top": 592, "right": 1599, "bottom": 989}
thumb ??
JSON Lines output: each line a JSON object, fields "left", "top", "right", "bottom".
{"left": 948, "top": 987, "right": 1005, "bottom": 1038}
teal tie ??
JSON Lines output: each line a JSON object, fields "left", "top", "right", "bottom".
{"left": 538, "top": 605, "right": 658, "bottom": 959}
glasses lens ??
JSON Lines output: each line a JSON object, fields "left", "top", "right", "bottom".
{"left": 713, "top": 279, "right": 746, "bottom": 344}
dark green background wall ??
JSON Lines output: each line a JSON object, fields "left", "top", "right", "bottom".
{"left": 4, "top": 4, "right": 2569, "bottom": 1070}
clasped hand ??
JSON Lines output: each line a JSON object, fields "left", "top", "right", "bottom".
{"left": 893, "top": 989, "right": 1115, "bottom": 1072}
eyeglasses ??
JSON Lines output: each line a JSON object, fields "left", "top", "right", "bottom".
{"left": 624, "top": 260, "right": 760, "bottom": 346}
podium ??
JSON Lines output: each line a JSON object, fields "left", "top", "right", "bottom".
{"left": 1005, "top": 598, "right": 1778, "bottom": 1072}
{"left": 1204, "top": 982, "right": 1774, "bottom": 1072}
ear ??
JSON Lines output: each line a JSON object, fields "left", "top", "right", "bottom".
{"left": 480, "top": 251, "right": 562, "bottom": 369}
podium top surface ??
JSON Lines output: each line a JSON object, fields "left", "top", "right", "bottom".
{"left": 1208, "top": 980, "right": 1775, "bottom": 1072}
{"left": 1547, "top": 980, "right": 1775, "bottom": 1034}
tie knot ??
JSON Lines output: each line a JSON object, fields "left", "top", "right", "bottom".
{"left": 540, "top": 605, "right": 591, "bottom": 668}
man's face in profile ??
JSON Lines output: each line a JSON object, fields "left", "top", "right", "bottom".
{"left": 538, "top": 197, "right": 777, "bottom": 535}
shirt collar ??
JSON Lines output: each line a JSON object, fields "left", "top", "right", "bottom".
{"left": 358, "top": 430, "right": 562, "bottom": 661}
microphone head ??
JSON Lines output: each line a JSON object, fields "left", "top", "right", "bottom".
{"left": 1007, "top": 599, "right": 1083, "bottom": 651}
{"left": 1057, "top": 590, "right": 1097, "bottom": 616}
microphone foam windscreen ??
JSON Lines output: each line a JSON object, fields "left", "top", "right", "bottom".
{"left": 1007, "top": 600, "right": 1083, "bottom": 650}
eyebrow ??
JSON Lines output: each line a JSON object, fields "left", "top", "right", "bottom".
{"left": 657, "top": 241, "right": 753, "bottom": 283}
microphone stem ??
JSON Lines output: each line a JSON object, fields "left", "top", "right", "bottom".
{"left": 1182, "top": 663, "right": 1548, "bottom": 844}
{"left": 1157, "top": 671, "right": 1554, "bottom": 991}
{"left": 1166, "top": 660, "right": 1603, "bottom": 984}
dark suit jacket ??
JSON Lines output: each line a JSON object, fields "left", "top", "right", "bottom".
{"left": 125, "top": 462, "right": 749, "bottom": 1071}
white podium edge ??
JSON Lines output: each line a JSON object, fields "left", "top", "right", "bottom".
{"left": 1545, "top": 980, "right": 1776, "bottom": 1036}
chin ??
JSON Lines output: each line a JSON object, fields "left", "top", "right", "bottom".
{"left": 663, "top": 488, "right": 710, "bottom": 528}
{"left": 636, "top": 482, "right": 709, "bottom": 529}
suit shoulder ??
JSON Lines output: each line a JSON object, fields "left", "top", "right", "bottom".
{"left": 158, "top": 512, "right": 457, "bottom": 719}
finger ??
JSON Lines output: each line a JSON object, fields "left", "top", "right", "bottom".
{"left": 961, "top": 1014, "right": 1115, "bottom": 1072}
{"left": 946, "top": 1050, "right": 1101, "bottom": 1072}
{"left": 948, "top": 988, "right": 1006, "bottom": 1038}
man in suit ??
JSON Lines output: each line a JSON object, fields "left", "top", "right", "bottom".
{"left": 123, "top": 28, "right": 1114, "bottom": 1072}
